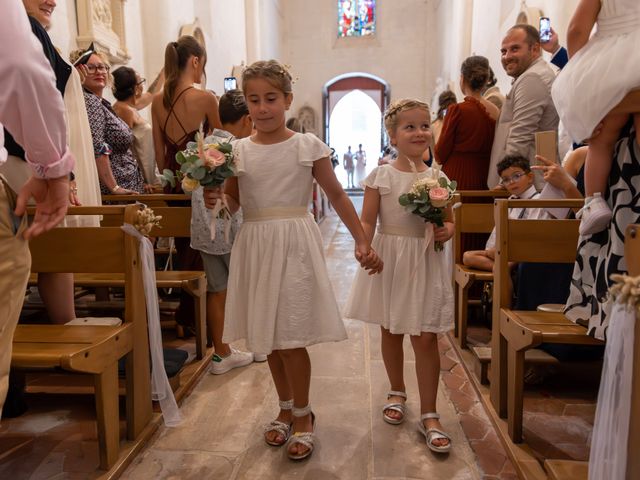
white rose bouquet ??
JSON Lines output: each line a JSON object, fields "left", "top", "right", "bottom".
{"left": 398, "top": 163, "right": 456, "bottom": 252}
{"left": 162, "top": 126, "right": 236, "bottom": 240}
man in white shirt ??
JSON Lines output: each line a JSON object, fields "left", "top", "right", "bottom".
{"left": 0, "top": 0, "right": 74, "bottom": 416}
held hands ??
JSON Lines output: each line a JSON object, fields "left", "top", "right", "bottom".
{"left": 14, "top": 175, "right": 70, "bottom": 240}
{"left": 355, "top": 242, "right": 383, "bottom": 275}
{"left": 433, "top": 222, "right": 454, "bottom": 244}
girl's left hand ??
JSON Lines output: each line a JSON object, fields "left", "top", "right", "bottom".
{"left": 433, "top": 222, "right": 454, "bottom": 243}
{"left": 355, "top": 243, "right": 383, "bottom": 274}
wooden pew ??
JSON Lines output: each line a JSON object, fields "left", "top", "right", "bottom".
{"left": 544, "top": 223, "right": 640, "bottom": 479}
{"left": 12, "top": 205, "right": 152, "bottom": 470}
{"left": 452, "top": 193, "right": 499, "bottom": 348}
{"left": 489, "top": 199, "right": 604, "bottom": 443}
{"left": 29, "top": 204, "right": 207, "bottom": 359}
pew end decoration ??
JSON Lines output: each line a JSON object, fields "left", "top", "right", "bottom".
{"left": 398, "top": 163, "right": 456, "bottom": 251}
{"left": 133, "top": 206, "right": 162, "bottom": 236}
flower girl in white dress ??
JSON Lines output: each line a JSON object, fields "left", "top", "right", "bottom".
{"left": 345, "top": 99, "right": 454, "bottom": 453}
{"left": 203, "top": 60, "right": 382, "bottom": 461}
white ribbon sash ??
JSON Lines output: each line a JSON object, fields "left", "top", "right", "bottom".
{"left": 122, "top": 224, "right": 182, "bottom": 427}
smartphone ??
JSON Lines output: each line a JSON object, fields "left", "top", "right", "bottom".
{"left": 539, "top": 17, "right": 551, "bottom": 43}
{"left": 224, "top": 77, "right": 237, "bottom": 92}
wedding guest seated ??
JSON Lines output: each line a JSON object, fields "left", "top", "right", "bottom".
{"left": 462, "top": 155, "right": 541, "bottom": 272}
{"left": 72, "top": 49, "right": 147, "bottom": 195}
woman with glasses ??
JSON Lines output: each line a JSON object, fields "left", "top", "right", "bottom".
{"left": 112, "top": 66, "right": 162, "bottom": 188}
{"left": 74, "top": 51, "right": 146, "bottom": 195}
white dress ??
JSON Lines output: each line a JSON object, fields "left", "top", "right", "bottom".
{"left": 223, "top": 133, "right": 347, "bottom": 354}
{"left": 552, "top": 0, "right": 640, "bottom": 142}
{"left": 344, "top": 165, "right": 454, "bottom": 335}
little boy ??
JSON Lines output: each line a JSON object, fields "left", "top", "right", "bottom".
{"left": 462, "top": 155, "right": 541, "bottom": 272}
{"left": 190, "top": 89, "right": 266, "bottom": 374}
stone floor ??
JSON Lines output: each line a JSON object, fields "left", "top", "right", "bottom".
{"left": 0, "top": 198, "right": 601, "bottom": 479}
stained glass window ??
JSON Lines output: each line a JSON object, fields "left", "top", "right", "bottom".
{"left": 338, "top": 0, "right": 376, "bottom": 38}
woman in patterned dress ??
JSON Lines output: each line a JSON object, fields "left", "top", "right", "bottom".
{"left": 79, "top": 52, "right": 146, "bottom": 195}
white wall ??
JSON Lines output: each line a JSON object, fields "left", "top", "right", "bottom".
{"left": 283, "top": 0, "right": 437, "bottom": 138}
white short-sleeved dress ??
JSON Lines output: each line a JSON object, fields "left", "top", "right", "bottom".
{"left": 223, "top": 133, "right": 347, "bottom": 354}
{"left": 552, "top": 0, "right": 640, "bottom": 142}
{"left": 344, "top": 165, "right": 454, "bottom": 336}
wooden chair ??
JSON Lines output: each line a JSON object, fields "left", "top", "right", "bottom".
{"left": 29, "top": 204, "right": 207, "bottom": 359}
{"left": 488, "top": 199, "right": 604, "bottom": 443}
{"left": 452, "top": 194, "right": 497, "bottom": 348}
{"left": 544, "top": 223, "right": 640, "bottom": 479}
{"left": 12, "top": 205, "right": 152, "bottom": 469}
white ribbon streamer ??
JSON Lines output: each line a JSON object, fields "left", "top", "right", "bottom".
{"left": 588, "top": 301, "right": 634, "bottom": 480}
{"left": 122, "top": 223, "right": 182, "bottom": 427}
{"left": 207, "top": 195, "right": 232, "bottom": 243}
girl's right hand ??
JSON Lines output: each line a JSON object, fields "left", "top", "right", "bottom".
{"left": 355, "top": 243, "right": 383, "bottom": 275}
{"left": 203, "top": 185, "right": 224, "bottom": 209}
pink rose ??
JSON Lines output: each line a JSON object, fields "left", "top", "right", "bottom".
{"left": 429, "top": 187, "right": 450, "bottom": 208}
{"left": 204, "top": 148, "right": 226, "bottom": 168}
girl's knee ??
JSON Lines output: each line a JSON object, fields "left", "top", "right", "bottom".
{"left": 410, "top": 332, "right": 438, "bottom": 350}
{"left": 381, "top": 327, "right": 404, "bottom": 341}
{"left": 276, "top": 347, "right": 308, "bottom": 361}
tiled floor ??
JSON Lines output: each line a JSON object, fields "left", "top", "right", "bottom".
{"left": 0, "top": 199, "right": 601, "bottom": 479}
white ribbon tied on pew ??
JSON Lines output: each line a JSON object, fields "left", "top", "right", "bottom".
{"left": 588, "top": 274, "right": 640, "bottom": 480}
{"left": 122, "top": 223, "right": 182, "bottom": 427}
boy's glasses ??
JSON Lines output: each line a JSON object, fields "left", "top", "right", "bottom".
{"left": 499, "top": 171, "right": 527, "bottom": 186}
{"left": 85, "top": 63, "right": 110, "bottom": 74}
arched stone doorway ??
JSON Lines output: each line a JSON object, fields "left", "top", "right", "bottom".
{"left": 323, "top": 73, "right": 390, "bottom": 188}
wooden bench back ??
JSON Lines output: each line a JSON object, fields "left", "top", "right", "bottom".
{"left": 626, "top": 224, "right": 640, "bottom": 478}
{"left": 101, "top": 194, "right": 190, "bottom": 206}
{"left": 493, "top": 198, "right": 583, "bottom": 315}
{"left": 147, "top": 207, "right": 191, "bottom": 238}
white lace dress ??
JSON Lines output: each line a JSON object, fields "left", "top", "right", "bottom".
{"left": 223, "top": 133, "right": 347, "bottom": 354}
{"left": 344, "top": 165, "right": 454, "bottom": 335}
{"left": 552, "top": 0, "right": 640, "bottom": 142}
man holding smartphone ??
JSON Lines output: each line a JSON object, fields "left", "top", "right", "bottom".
{"left": 540, "top": 24, "right": 569, "bottom": 70}
{"left": 0, "top": 0, "right": 74, "bottom": 417}
{"left": 487, "top": 24, "right": 559, "bottom": 190}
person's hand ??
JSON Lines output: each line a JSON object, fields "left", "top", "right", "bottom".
{"left": 203, "top": 185, "right": 224, "bottom": 209}
{"left": 143, "top": 183, "right": 155, "bottom": 193}
{"left": 14, "top": 175, "right": 70, "bottom": 240}
{"left": 76, "top": 64, "right": 88, "bottom": 85}
{"left": 355, "top": 242, "right": 383, "bottom": 275}
{"left": 541, "top": 27, "right": 559, "bottom": 54}
{"left": 111, "top": 185, "right": 137, "bottom": 195}
{"left": 433, "top": 222, "right": 454, "bottom": 243}
{"left": 69, "top": 180, "right": 81, "bottom": 206}
{"left": 531, "top": 155, "right": 572, "bottom": 190}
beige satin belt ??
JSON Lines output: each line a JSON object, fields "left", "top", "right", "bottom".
{"left": 378, "top": 224, "right": 425, "bottom": 238}
{"left": 243, "top": 206, "right": 310, "bottom": 222}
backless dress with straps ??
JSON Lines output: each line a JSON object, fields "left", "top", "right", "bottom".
{"left": 160, "top": 87, "right": 210, "bottom": 194}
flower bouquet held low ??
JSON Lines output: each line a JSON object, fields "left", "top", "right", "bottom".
{"left": 398, "top": 163, "right": 456, "bottom": 251}
{"left": 162, "top": 126, "right": 236, "bottom": 241}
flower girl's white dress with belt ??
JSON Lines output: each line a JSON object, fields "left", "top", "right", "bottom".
{"left": 344, "top": 165, "right": 454, "bottom": 335}
{"left": 223, "top": 133, "right": 347, "bottom": 354}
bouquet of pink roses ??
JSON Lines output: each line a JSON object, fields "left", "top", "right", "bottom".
{"left": 398, "top": 163, "right": 456, "bottom": 251}
{"left": 162, "top": 127, "right": 235, "bottom": 240}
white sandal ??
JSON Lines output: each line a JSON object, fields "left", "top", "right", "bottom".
{"left": 577, "top": 193, "right": 612, "bottom": 236}
{"left": 382, "top": 390, "right": 407, "bottom": 425}
{"left": 418, "top": 413, "right": 451, "bottom": 453}
{"left": 287, "top": 404, "right": 316, "bottom": 461}
{"left": 264, "top": 399, "right": 293, "bottom": 447}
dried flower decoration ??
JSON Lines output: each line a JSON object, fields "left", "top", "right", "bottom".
{"left": 134, "top": 206, "right": 162, "bottom": 237}
{"left": 609, "top": 274, "right": 640, "bottom": 310}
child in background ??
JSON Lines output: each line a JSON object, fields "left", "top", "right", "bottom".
{"left": 204, "top": 60, "right": 382, "bottom": 461}
{"left": 190, "top": 89, "right": 262, "bottom": 374}
{"left": 463, "top": 155, "right": 540, "bottom": 272}
{"left": 345, "top": 99, "right": 454, "bottom": 454}
{"left": 551, "top": 0, "right": 640, "bottom": 235}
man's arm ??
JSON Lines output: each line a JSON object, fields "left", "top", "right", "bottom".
{"left": 504, "top": 74, "right": 550, "bottom": 158}
{"left": 550, "top": 47, "right": 568, "bottom": 69}
{"left": 0, "top": 0, "right": 74, "bottom": 178}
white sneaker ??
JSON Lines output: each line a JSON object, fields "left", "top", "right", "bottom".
{"left": 578, "top": 193, "right": 612, "bottom": 236}
{"left": 253, "top": 353, "right": 268, "bottom": 362}
{"left": 209, "top": 348, "right": 253, "bottom": 375}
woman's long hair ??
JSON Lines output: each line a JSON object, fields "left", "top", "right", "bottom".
{"left": 162, "top": 35, "right": 205, "bottom": 109}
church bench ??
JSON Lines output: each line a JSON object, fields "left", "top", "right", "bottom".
{"left": 27, "top": 204, "right": 207, "bottom": 359}
{"left": 452, "top": 190, "right": 508, "bottom": 348}
{"left": 488, "top": 199, "right": 604, "bottom": 444}
{"left": 13, "top": 205, "right": 152, "bottom": 470}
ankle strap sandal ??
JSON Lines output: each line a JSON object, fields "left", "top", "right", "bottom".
{"left": 288, "top": 404, "right": 316, "bottom": 461}
{"left": 418, "top": 412, "right": 451, "bottom": 453}
{"left": 264, "top": 399, "right": 294, "bottom": 447}
{"left": 383, "top": 390, "right": 407, "bottom": 425}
